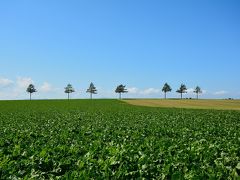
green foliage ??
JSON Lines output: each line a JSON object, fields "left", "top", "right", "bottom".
{"left": 64, "top": 84, "right": 75, "bottom": 94}
{"left": 194, "top": 86, "right": 202, "bottom": 94}
{"left": 0, "top": 100, "right": 240, "bottom": 179}
{"left": 64, "top": 84, "right": 75, "bottom": 100}
{"left": 115, "top": 85, "right": 128, "bottom": 99}
{"left": 26, "top": 84, "right": 37, "bottom": 94}
{"left": 115, "top": 85, "right": 128, "bottom": 93}
{"left": 162, "top": 83, "right": 172, "bottom": 99}
{"left": 86, "top": 83, "right": 97, "bottom": 99}
{"left": 162, "top": 83, "right": 172, "bottom": 93}
{"left": 176, "top": 84, "right": 187, "bottom": 99}
{"left": 86, "top": 82, "right": 97, "bottom": 94}
{"left": 26, "top": 84, "right": 37, "bottom": 100}
{"left": 194, "top": 86, "right": 202, "bottom": 99}
{"left": 176, "top": 84, "right": 187, "bottom": 94}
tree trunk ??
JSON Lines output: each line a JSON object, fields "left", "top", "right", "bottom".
{"left": 197, "top": 93, "right": 199, "bottom": 100}
{"left": 90, "top": 93, "right": 92, "bottom": 99}
{"left": 181, "top": 93, "right": 182, "bottom": 99}
{"left": 119, "top": 93, "right": 121, "bottom": 100}
{"left": 68, "top": 93, "right": 69, "bottom": 100}
{"left": 165, "top": 92, "right": 166, "bottom": 99}
{"left": 30, "top": 93, "right": 31, "bottom": 100}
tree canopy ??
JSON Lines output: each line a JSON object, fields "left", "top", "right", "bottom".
{"left": 26, "top": 84, "right": 37, "bottom": 100}
{"left": 162, "top": 83, "right": 172, "bottom": 99}
{"left": 86, "top": 82, "right": 97, "bottom": 99}
{"left": 176, "top": 84, "right": 187, "bottom": 99}
{"left": 194, "top": 86, "right": 202, "bottom": 99}
{"left": 64, "top": 84, "right": 75, "bottom": 100}
{"left": 115, "top": 85, "right": 128, "bottom": 99}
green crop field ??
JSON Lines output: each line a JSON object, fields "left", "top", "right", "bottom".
{"left": 1, "top": 100, "right": 240, "bottom": 179}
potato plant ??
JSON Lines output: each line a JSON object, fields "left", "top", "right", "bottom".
{"left": 0, "top": 100, "right": 240, "bottom": 179}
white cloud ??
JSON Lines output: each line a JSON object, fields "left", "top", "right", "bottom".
{"left": 127, "top": 87, "right": 161, "bottom": 95}
{"left": 140, "top": 88, "right": 161, "bottom": 95}
{"left": 202, "top": 90, "right": 207, "bottom": 94}
{"left": 39, "top": 82, "right": 54, "bottom": 93}
{"left": 0, "top": 77, "right": 40, "bottom": 100}
{"left": 186, "top": 88, "right": 207, "bottom": 95}
{"left": 0, "top": 77, "right": 13, "bottom": 87}
{"left": 16, "top": 77, "right": 34, "bottom": 89}
{"left": 187, "top": 88, "right": 194, "bottom": 94}
{"left": 214, "top": 90, "right": 228, "bottom": 95}
{"left": 128, "top": 87, "right": 139, "bottom": 94}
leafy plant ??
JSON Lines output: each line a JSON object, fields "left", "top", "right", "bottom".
{"left": 0, "top": 100, "right": 240, "bottom": 179}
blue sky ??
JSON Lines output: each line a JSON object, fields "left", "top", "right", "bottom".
{"left": 0, "top": 0, "right": 240, "bottom": 99}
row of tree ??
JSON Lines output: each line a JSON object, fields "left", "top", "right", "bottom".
{"left": 26, "top": 83, "right": 128, "bottom": 100}
{"left": 26, "top": 83, "right": 202, "bottom": 100}
{"left": 162, "top": 83, "right": 202, "bottom": 99}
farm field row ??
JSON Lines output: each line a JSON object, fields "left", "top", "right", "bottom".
{"left": 124, "top": 99, "right": 240, "bottom": 111}
{"left": 0, "top": 100, "right": 240, "bottom": 179}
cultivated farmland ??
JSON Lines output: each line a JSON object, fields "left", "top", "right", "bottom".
{"left": 0, "top": 100, "right": 240, "bottom": 179}
{"left": 124, "top": 99, "right": 240, "bottom": 111}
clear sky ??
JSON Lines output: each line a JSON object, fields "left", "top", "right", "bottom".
{"left": 0, "top": 0, "right": 240, "bottom": 99}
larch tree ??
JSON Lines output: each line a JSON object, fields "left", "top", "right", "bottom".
{"left": 194, "top": 86, "right": 202, "bottom": 99}
{"left": 162, "top": 83, "right": 172, "bottom": 99}
{"left": 26, "top": 84, "right": 37, "bottom": 100}
{"left": 115, "top": 85, "right": 128, "bottom": 99}
{"left": 64, "top": 84, "right": 75, "bottom": 100}
{"left": 176, "top": 84, "right": 187, "bottom": 99}
{"left": 86, "top": 82, "right": 97, "bottom": 99}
